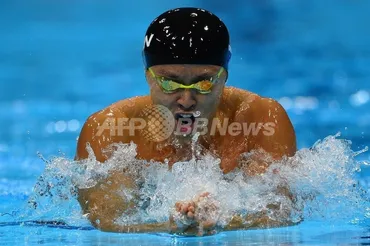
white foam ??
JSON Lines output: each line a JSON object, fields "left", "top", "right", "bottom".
{"left": 20, "top": 133, "right": 370, "bottom": 229}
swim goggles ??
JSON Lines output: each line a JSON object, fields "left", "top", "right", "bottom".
{"left": 148, "top": 67, "right": 224, "bottom": 94}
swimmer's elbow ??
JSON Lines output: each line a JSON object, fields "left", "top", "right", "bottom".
{"left": 88, "top": 211, "right": 171, "bottom": 233}
{"left": 89, "top": 215, "right": 119, "bottom": 232}
{"left": 79, "top": 198, "right": 124, "bottom": 232}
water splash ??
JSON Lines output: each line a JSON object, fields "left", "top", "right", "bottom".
{"left": 16, "top": 133, "right": 370, "bottom": 230}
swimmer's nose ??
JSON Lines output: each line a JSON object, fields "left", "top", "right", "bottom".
{"left": 177, "top": 89, "right": 196, "bottom": 111}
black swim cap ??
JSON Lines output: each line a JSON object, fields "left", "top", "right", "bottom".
{"left": 142, "top": 7, "right": 232, "bottom": 70}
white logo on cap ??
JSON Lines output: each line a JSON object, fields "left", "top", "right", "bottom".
{"left": 144, "top": 33, "right": 154, "bottom": 48}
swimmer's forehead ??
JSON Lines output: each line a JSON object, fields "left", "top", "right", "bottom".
{"left": 151, "top": 65, "right": 221, "bottom": 79}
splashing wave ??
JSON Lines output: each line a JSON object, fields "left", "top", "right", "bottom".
{"left": 13, "top": 133, "right": 370, "bottom": 229}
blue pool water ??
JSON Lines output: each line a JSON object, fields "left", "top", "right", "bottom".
{"left": 1, "top": 0, "right": 370, "bottom": 245}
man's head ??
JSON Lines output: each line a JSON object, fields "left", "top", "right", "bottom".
{"left": 142, "top": 7, "right": 231, "bottom": 136}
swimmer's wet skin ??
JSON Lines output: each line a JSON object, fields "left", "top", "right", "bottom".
{"left": 74, "top": 7, "right": 298, "bottom": 236}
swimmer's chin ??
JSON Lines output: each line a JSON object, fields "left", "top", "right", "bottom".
{"left": 173, "top": 129, "right": 199, "bottom": 138}
{"left": 172, "top": 133, "right": 194, "bottom": 142}
{"left": 169, "top": 131, "right": 198, "bottom": 144}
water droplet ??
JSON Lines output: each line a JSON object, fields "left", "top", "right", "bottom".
{"left": 193, "top": 111, "right": 201, "bottom": 117}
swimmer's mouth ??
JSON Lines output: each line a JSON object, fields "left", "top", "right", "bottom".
{"left": 175, "top": 113, "right": 196, "bottom": 125}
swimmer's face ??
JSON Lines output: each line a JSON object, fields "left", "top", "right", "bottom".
{"left": 146, "top": 64, "right": 227, "bottom": 130}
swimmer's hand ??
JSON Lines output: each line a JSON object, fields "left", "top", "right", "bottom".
{"left": 170, "top": 192, "right": 221, "bottom": 236}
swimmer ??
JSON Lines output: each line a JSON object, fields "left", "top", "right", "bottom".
{"left": 75, "top": 7, "right": 297, "bottom": 236}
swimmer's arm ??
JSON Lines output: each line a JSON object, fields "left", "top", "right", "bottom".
{"left": 75, "top": 111, "right": 122, "bottom": 162}
{"left": 254, "top": 98, "right": 297, "bottom": 158}
{"left": 74, "top": 113, "right": 184, "bottom": 233}
{"left": 77, "top": 174, "right": 186, "bottom": 233}
{"left": 77, "top": 172, "right": 184, "bottom": 233}
{"left": 238, "top": 98, "right": 296, "bottom": 174}
{"left": 223, "top": 211, "right": 299, "bottom": 231}
{"left": 229, "top": 99, "right": 299, "bottom": 229}
{"left": 220, "top": 184, "right": 301, "bottom": 230}
{"left": 222, "top": 185, "right": 300, "bottom": 230}
{"left": 74, "top": 112, "right": 139, "bottom": 232}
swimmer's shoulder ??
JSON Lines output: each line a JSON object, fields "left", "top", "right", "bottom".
{"left": 222, "top": 86, "right": 286, "bottom": 118}
{"left": 86, "top": 95, "right": 152, "bottom": 121}
{"left": 222, "top": 86, "right": 296, "bottom": 156}
{"left": 221, "top": 86, "right": 260, "bottom": 114}
{"left": 75, "top": 95, "right": 152, "bottom": 161}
